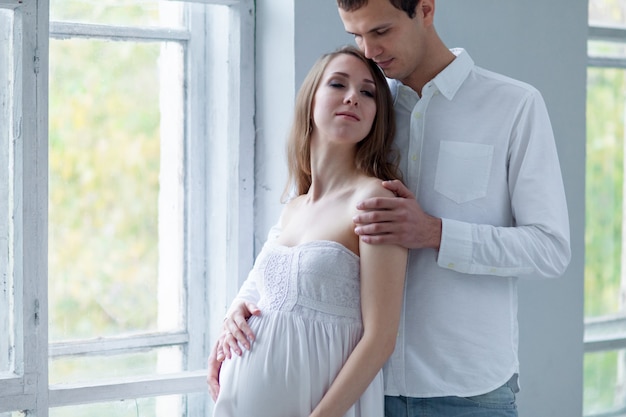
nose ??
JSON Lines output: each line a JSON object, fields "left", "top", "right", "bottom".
{"left": 359, "top": 37, "right": 380, "bottom": 60}
{"left": 344, "top": 91, "right": 358, "bottom": 106}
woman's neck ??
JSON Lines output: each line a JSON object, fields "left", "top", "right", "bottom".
{"left": 307, "top": 146, "right": 361, "bottom": 202}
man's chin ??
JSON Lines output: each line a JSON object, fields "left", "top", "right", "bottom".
{"left": 380, "top": 68, "right": 399, "bottom": 80}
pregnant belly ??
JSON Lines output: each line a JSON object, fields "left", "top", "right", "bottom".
{"left": 213, "top": 312, "right": 361, "bottom": 417}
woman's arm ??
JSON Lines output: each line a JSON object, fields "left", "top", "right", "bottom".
{"left": 207, "top": 219, "right": 285, "bottom": 400}
{"left": 309, "top": 240, "right": 408, "bottom": 417}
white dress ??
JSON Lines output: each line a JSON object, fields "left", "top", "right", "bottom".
{"left": 213, "top": 240, "right": 384, "bottom": 417}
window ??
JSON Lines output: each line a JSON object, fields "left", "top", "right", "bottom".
{"left": 585, "top": 1, "right": 626, "bottom": 416}
{"left": 0, "top": 0, "right": 254, "bottom": 415}
{"left": 0, "top": 8, "right": 15, "bottom": 381}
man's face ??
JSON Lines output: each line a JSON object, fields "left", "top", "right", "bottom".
{"left": 338, "top": 0, "right": 425, "bottom": 82}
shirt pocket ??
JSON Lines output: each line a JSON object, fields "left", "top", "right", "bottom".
{"left": 434, "top": 141, "right": 494, "bottom": 204}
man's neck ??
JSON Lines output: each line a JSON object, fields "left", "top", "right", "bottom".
{"left": 402, "top": 42, "right": 456, "bottom": 96}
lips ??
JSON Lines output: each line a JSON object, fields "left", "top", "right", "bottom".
{"left": 375, "top": 58, "right": 394, "bottom": 69}
{"left": 336, "top": 111, "right": 360, "bottom": 121}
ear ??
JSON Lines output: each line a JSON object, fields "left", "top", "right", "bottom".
{"left": 419, "top": 0, "right": 435, "bottom": 25}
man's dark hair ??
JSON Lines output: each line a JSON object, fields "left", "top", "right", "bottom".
{"left": 337, "top": 0, "right": 420, "bottom": 19}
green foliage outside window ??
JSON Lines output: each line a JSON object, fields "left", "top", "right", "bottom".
{"left": 584, "top": 59, "right": 626, "bottom": 415}
{"left": 48, "top": 38, "right": 161, "bottom": 342}
{"left": 585, "top": 67, "right": 625, "bottom": 320}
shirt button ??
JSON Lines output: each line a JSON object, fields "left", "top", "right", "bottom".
{"left": 447, "top": 263, "right": 455, "bottom": 269}
{"left": 413, "top": 112, "right": 421, "bottom": 119}
{"left": 411, "top": 155, "right": 418, "bottom": 161}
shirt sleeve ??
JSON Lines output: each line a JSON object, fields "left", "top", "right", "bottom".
{"left": 437, "top": 89, "right": 571, "bottom": 278}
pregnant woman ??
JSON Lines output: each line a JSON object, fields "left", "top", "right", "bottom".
{"left": 211, "top": 45, "right": 408, "bottom": 417}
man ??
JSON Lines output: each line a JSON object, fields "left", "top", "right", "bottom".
{"left": 208, "top": 1, "right": 571, "bottom": 416}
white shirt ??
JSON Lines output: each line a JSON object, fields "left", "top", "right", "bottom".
{"left": 383, "top": 49, "right": 571, "bottom": 397}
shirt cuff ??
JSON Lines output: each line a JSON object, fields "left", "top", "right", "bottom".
{"left": 437, "top": 218, "right": 473, "bottom": 273}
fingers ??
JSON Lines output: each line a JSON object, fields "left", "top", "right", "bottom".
{"left": 357, "top": 233, "right": 396, "bottom": 245}
{"left": 355, "top": 181, "right": 415, "bottom": 213}
{"left": 222, "top": 329, "right": 242, "bottom": 358}
{"left": 213, "top": 333, "right": 227, "bottom": 362}
{"left": 354, "top": 221, "right": 403, "bottom": 246}
{"left": 207, "top": 363, "right": 221, "bottom": 401}
{"left": 222, "top": 301, "right": 260, "bottom": 353}
{"left": 224, "top": 318, "right": 252, "bottom": 352}
{"left": 207, "top": 300, "right": 261, "bottom": 402}
{"left": 353, "top": 200, "right": 404, "bottom": 227}
{"left": 246, "top": 301, "right": 262, "bottom": 317}
{"left": 381, "top": 179, "right": 415, "bottom": 199}
{"left": 208, "top": 378, "right": 220, "bottom": 402}
{"left": 207, "top": 341, "right": 223, "bottom": 401}
{"left": 355, "top": 195, "right": 397, "bottom": 212}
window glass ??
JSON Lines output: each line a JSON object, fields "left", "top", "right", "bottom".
{"left": 586, "top": 3, "right": 626, "bottom": 414}
{"left": 590, "top": 0, "right": 626, "bottom": 27}
{"left": 50, "top": 0, "right": 183, "bottom": 28}
{"left": 49, "top": 346, "right": 182, "bottom": 384}
{"left": 589, "top": 40, "right": 626, "bottom": 59}
{"left": 49, "top": 393, "right": 202, "bottom": 417}
{"left": 584, "top": 349, "right": 626, "bottom": 415}
{"left": 585, "top": 66, "right": 625, "bottom": 319}
{"left": 0, "top": 8, "right": 15, "bottom": 378}
{"left": 48, "top": 36, "right": 185, "bottom": 345}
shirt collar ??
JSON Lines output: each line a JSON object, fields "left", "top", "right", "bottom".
{"left": 432, "top": 48, "right": 474, "bottom": 100}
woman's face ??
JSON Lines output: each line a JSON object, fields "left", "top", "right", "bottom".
{"left": 311, "top": 54, "right": 377, "bottom": 145}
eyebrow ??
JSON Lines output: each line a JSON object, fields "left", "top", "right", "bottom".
{"left": 346, "top": 23, "right": 391, "bottom": 36}
{"left": 330, "top": 71, "right": 376, "bottom": 85}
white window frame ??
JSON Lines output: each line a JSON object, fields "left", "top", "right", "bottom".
{"left": 0, "top": 0, "right": 255, "bottom": 415}
{"left": 584, "top": 24, "right": 626, "bottom": 417}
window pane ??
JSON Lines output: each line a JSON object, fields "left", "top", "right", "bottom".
{"left": 584, "top": 349, "right": 626, "bottom": 415}
{"left": 0, "top": 8, "right": 15, "bottom": 377}
{"left": 48, "top": 38, "right": 185, "bottom": 343}
{"left": 50, "top": 0, "right": 184, "bottom": 28}
{"left": 585, "top": 66, "right": 625, "bottom": 318}
{"left": 49, "top": 394, "right": 200, "bottom": 417}
{"left": 589, "top": 40, "right": 626, "bottom": 60}
{"left": 590, "top": 0, "right": 626, "bottom": 27}
{"left": 49, "top": 346, "right": 182, "bottom": 384}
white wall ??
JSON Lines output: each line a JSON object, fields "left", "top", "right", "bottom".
{"left": 255, "top": 1, "right": 586, "bottom": 416}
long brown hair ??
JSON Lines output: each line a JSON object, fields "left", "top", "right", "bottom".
{"left": 282, "top": 45, "right": 400, "bottom": 200}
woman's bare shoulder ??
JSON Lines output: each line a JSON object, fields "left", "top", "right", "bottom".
{"left": 279, "top": 194, "right": 305, "bottom": 224}
{"left": 354, "top": 176, "right": 396, "bottom": 201}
